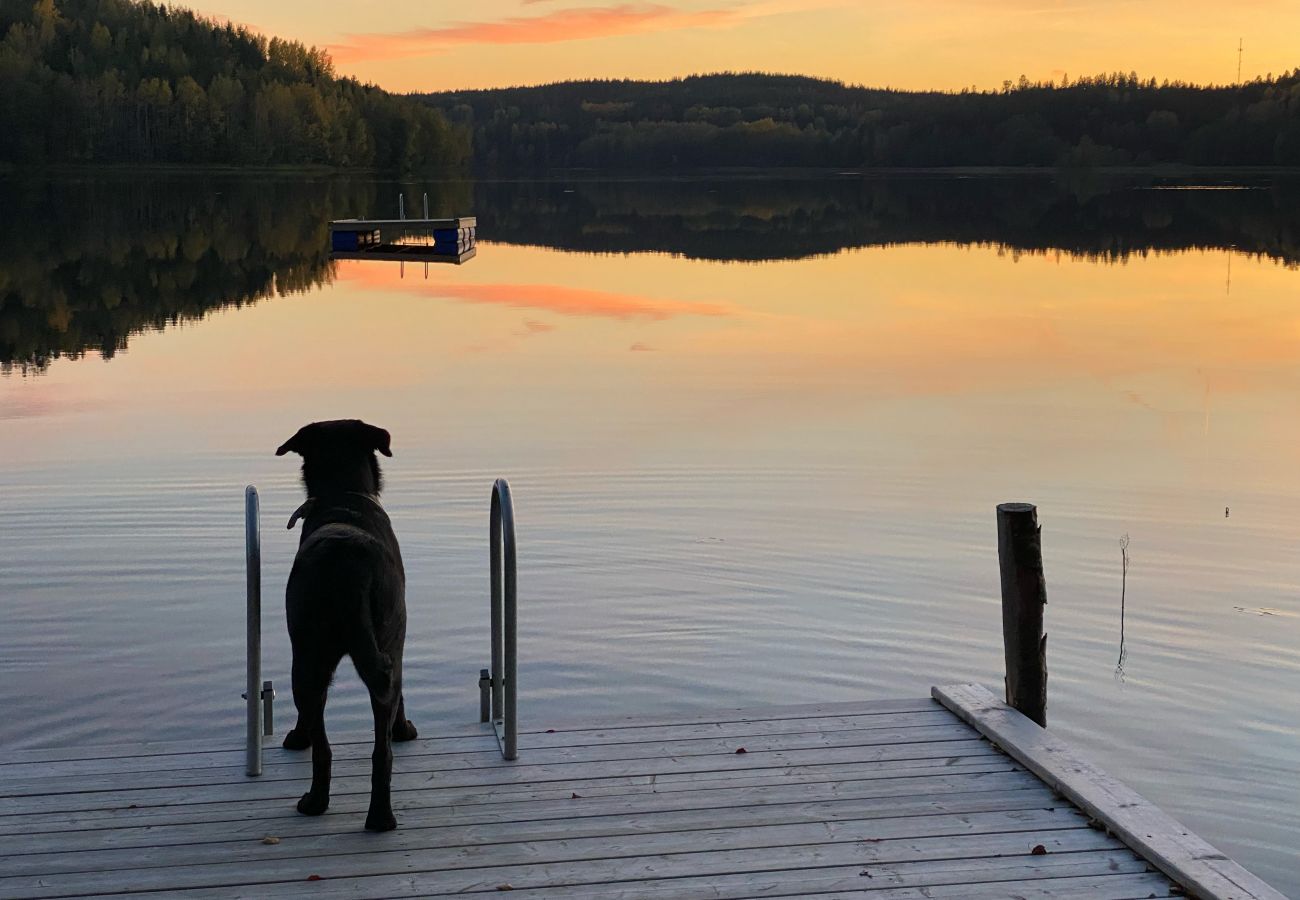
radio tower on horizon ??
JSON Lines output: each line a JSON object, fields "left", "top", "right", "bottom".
{"left": 1237, "top": 38, "right": 1243, "bottom": 84}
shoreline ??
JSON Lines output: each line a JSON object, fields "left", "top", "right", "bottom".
{"left": 2, "top": 163, "right": 1299, "bottom": 180}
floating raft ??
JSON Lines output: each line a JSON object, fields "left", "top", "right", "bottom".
{"left": 330, "top": 214, "right": 478, "bottom": 245}
{"left": 329, "top": 216, "right": 477, "bottom": 263}
{"left": 0, "top": 683, "right": 1284, "bottom": 899}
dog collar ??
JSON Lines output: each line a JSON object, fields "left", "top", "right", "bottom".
{"left": 286, "top": 499, "right": 315, "bottom": 530}
{"left": 286, "top": 492, "right": 383, "bottom": 530}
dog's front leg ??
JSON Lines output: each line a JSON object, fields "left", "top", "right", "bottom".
{"left": 392, "top": 692, "right": 419, "bottom": 742}
{"left": 299, "top": 720, "right": 332, "bottom": 816}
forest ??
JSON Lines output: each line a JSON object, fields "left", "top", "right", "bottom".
{"left": 0, "top": 0, "right": 469, "bottom": 168}
{"left": 424, "top": 71, "right": 1300, "bottom": 171}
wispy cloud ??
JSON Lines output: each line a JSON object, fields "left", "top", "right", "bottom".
{"left": 329, "top": 3, "right": 740, "bottom": 63}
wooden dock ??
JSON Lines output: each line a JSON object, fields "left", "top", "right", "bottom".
{"left": 0, "top": 683, "right": 1283, "bottom": 899}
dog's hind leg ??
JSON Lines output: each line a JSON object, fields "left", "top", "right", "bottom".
{"left": 290, "top": 658, "right": 336, "bottom": 817}
{"left": 360, "top": 674, "right": 399, "bottom": 832}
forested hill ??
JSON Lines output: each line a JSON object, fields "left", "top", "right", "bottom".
{"left": 423, "top": 72, "right": 1300, "bottom": 171}
{"left": 0, "top": 0, "right": 468, "bottom": 168}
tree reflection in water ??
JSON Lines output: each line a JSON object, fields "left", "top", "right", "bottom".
{"left": 3, "top": 173, "right": 1296, "bottom": 374}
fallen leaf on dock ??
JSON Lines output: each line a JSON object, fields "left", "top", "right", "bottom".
{"left": 306, "top": 874, "right": 322, "bottom": 881}
{"left": 261, "top": 836, "right": 280, "bottom": 845}
{"left": 496, "top": 884, "right": 514, "bottom": 891}
{"left": 1031, "top": 844, "right": 1047, "bottom": 855}
{"left": 570, "top": 792, "right": 582, "bottom": 799}
{"left": 545, "top": 729, "right": 555, "bottom": 733}
{"left": 735, "top": 747, "right": 747, "bottom": 754}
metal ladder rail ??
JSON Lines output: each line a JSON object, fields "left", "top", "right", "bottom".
{"left": 480, "top": 478, "right": 518, "bottom": 760}
{"left": 243, "top": 486, "right": 274, "bottom": 777}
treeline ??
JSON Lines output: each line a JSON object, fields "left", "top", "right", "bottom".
{"left": 0, "top": 0, "right": 469, "bottom": 168}
{"left": 424, "top": 72, "right": 1300, "bottom": 171}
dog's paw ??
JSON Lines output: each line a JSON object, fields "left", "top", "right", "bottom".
{"left": 296, "top": 790, "right": 329, "bottom": 816}
{"left": 364, "top": 807, "right": 398, "bottom": 832}
{"left": 392, "top": 718, "right": 419, "bottom": 742}
{"left": 282, "top": 728, "right": 311, "bottom": 751}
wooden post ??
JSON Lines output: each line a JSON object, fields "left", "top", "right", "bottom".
{"left": 997, "top": 502, "right": 1047, "bottom": 727}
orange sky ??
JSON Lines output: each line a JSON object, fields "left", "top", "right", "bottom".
{"left": 194, "top": 0, "right": 1299, "bottom": 93}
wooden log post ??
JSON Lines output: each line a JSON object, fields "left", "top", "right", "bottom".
{"left": 997, "top": 502, "right": 1047, "bottom": 727}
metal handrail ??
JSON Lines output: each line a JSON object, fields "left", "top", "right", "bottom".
{"left": 482, "top": 478, "right": 518, "bottom": 760}
{"left": 244, "top": 485, "right": 262, "bottom": 776}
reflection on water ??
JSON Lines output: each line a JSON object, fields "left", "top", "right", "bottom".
{"left": 3, "top": 173, "right": 1299, "bottom": 374}
{"left": 0, "top": 176, "right": 470, "bottom": 374}
{"left": 0, "top": 173, "right": 1298, "bottom": 892}
{"left": 1116, "top": 533, "right": 1130, "bottom": 680}
{"left": 475, "top": 175, "right": 1300, "bottom": 263}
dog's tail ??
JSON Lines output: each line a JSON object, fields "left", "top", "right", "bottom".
{"left": 349, "top": 587, "right": 395, "bottom": 687}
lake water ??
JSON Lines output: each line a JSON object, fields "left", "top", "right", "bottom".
{"left": 1, "top": 172, "right": 1297, "bottom": 891}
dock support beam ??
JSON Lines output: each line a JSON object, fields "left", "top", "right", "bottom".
{"left": 997, "top": 502, "right": 1047, "bottom": 727}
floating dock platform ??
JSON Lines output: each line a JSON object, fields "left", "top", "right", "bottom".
{"left": 0, "top": 684, "right": 1284, "bottom": 899}
{"left": 330, "top": 216, "right": 477, "bottom": 256}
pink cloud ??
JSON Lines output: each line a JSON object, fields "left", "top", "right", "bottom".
{"left": 435, "top": 281, "right": 736, "bottom": 320}
{"left": 328, "top": 4, "right": 740, "bottom": 63}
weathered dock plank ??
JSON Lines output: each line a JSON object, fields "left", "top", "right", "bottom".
{"left": 935, "top": 682, "right": 1288, "bottom": 900}
{"left": 0, "top": 693, "right": 1278, "bottom": 899}
{"left": 0, "top": 707, "right": 959, "bottom": 780}
{"left": 0, "top": 722, "right": 985, "bottom": 797}
{"left": 0, "top": 774, "right": 1048, "bottom": 856}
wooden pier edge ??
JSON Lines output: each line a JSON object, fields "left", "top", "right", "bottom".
{"left": 932, "top": 683, "right": 1288, "bottom": 900}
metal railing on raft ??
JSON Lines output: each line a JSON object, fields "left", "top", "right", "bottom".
{"left": 480, "top": 478, "right": 518, "bottom": 760}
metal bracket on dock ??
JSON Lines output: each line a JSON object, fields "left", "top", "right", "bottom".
{"left": 478, "top": 668, "right": 492, "bottom": 724}
{"left": 242, "top": 680, "right": 275, "bottom": 736}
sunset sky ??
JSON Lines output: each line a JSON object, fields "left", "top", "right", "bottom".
{"left": 191, "top": 0, "right": 1300, "bottom": 94}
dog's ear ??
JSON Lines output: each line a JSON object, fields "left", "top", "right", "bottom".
{"left": 360, "top": 423, "right": 393, "bottom": 457}
{"left": 276, "top": 423, "right": 315, "bottom": 457}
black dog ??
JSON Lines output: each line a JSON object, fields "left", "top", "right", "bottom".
{"left": 276, "top": 419, "right": 418, "bottom": 832}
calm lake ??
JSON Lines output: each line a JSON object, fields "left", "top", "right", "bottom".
{"left": 1, "top": 172, "right": 1297, "bottom": 891}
